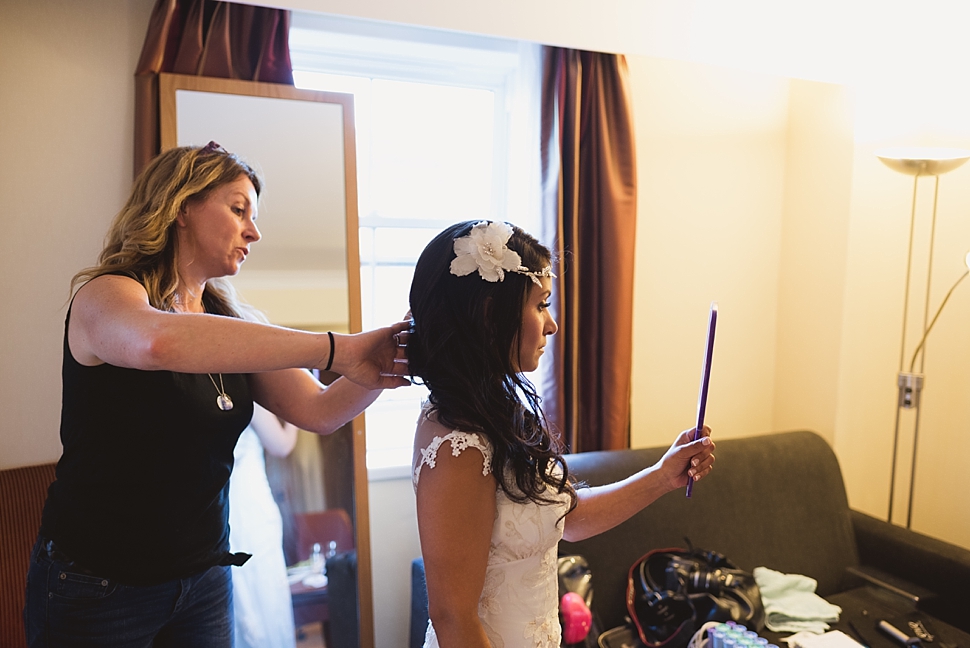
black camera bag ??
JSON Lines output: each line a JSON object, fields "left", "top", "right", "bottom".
{"left": 624, "top": 545, "right": 765, "bottom": 648}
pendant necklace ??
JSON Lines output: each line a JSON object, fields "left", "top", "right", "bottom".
{"left": 207, "top": 372, "right": 234, "bottom": 411}
{"left": 194, "top": 300, "right": 233, "bottom": 411}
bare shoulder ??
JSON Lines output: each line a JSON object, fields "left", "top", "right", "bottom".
{"left": 412, "top": 407, "right": 494, "bottom": 488}
{"left": 69, "top": 274, "right": 154, "bottom": 367}
{"left": 72, "top": 273, "right": 150, "bottom": 315}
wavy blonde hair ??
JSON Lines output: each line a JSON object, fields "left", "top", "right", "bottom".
{"left": 72, "top": 145, "right": 263, "bottom": 317}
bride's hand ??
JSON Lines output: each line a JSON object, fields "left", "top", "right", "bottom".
{"left": 657, "top": 425, "right": 715, "bottom": 491}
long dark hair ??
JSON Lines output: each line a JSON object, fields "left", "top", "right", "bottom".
{"left": 407, "top": 221, "right": 575, "bottom": 509}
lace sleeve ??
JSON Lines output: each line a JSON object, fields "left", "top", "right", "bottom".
{"left": 412, "top": 431, "right": 493, "bottom": 487}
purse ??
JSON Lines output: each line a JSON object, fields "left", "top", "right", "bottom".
{"left": 624, "top": 544, "right": 765, "bottom": 648}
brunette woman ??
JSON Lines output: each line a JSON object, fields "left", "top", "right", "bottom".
{"left": 408, "top": 221, "right": 715, "bottom": 648}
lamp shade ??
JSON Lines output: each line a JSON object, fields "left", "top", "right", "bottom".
{"left": 875, "top": 147, "right": 970, "bottom": 177}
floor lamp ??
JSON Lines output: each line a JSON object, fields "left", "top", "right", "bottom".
{"left": 876, "top": 147, "right": 970, "bottom": 529}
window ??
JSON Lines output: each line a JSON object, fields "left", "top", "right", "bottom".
{"left": 290, "top": 14, "right": 540, "bottom": 478}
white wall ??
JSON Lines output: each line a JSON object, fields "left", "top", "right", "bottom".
{"left": 368, "top": 477, "right": 422, "bottom": 647}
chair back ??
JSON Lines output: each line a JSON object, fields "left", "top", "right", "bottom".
{"left": 409, "top": 557, "right": 429, "bottom": 648}
{"left": 293, "top": 508, "right": 355, "bottom": 563}
{"left": 0, "top": 462, "right": 56, "bottom": 648}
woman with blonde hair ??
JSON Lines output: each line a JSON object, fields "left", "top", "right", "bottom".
{"left": 24, "top": 142, "right": 408, "bottom": 648}
{"left": 408, "top": 221, "right": 715, "bottom": 647}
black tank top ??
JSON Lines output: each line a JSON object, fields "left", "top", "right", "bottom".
{"left": 40, "top": 307, "right": 254, "bottom": 585}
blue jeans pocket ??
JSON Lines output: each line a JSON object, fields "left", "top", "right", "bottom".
{"left": 51, "top": 568, "right": 118, "bottom": 600}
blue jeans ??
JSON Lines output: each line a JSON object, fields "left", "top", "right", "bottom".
{"left": 24, "top": 537, "right": 233, "bottom": 648}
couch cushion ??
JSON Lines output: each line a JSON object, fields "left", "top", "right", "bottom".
{"left": 559, "top": 431, "right": 858, "bottom": 631}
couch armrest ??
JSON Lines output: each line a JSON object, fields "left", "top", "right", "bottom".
{"left": 852, "top": 509, "right": 970, "bottom": 629}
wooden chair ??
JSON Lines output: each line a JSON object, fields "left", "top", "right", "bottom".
{"left": 290, "top": 508, "right": 355, "bottom": 638}
{"left": 0, "top": 463, "right": 56, "bottom": 648}
{"left": 292, "top": 508, "right": 354, "bottom": 562}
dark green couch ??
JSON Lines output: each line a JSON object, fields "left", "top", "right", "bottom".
{"left": 560, "top": 430, "right": 970, "bottom": 642}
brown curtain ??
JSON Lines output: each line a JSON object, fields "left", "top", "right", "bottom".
{"left": 538, "top": 47, "right": 637, "bottom": 453}
{"left": 133, "top": 0, "right": 294, "bottom": 176}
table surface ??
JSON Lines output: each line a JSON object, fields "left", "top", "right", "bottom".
{"left": 290, "top": 580, "right": 328, "bottom": 600}
{"left": 290, "top": 580, "right": 329, "bottom": 629}
{"left": 757, "top": 587, "right": 970, "bottom": 648}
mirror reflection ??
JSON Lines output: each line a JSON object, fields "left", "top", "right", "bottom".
{"left": 161, "top": 74, "right": 369, "bottom": 647}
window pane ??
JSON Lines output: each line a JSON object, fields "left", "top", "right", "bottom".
{"left": 369, "top": 79, "right": 494, "bottom": 221}
{"left": 372, "top": 227, "right": 441, "bottom": 265}
{"left": 358, "top": 226, "right": 374, "bottom": 264}
{"left": 368, "top": 265, "right": 415, "bottom": 327}
{"left": 295, "top": 58, "right": 507, "bottom": 472}
{"left": 359, "top": 261, "right": 375, "bottom": 331}
{"left": 364, "top": 384, "right": 428, "bottom": 470}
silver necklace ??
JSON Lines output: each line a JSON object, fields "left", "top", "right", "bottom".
{"left": 207, "top": 372, "right": 233, "bottom": 411}
{"left": 194, "top": 299, "right": 233, "bottom": 411}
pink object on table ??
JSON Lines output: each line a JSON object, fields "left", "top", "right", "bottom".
{"left": 560, "top": 592, "right": 592, "bottom": 644}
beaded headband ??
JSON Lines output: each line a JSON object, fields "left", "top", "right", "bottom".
{"left": 449, "top": 221, "right": 556, "bottom": 287}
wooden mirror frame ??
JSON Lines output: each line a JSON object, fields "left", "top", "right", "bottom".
{"left": 157, "top": 72, "right": 373, "bottom": 647}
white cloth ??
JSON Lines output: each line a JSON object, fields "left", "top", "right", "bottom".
{"left": 753, "top": 566, "right": 841, "bottom": 634}
{"left": 785, "top": 631, "right": 863, "bottom": 648}
{"left": 413, "top": 429, "right": 571, "bottom": 648}
{"left": 229, "top": 426, "right": 297, "bottom": 648}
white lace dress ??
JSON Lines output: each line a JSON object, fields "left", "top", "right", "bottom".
{"left": 228, "top": 426, "right": 296, "bottom": 648}
{"left": 413, "top": 427, "right": 571, "bottom": 648}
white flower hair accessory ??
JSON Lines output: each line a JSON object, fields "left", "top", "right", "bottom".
{"left": 450, "top": 221, "right": 556, "bottom": 286}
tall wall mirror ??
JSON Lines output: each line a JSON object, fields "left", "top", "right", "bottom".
{"left": 158, "top": 73, "right": 373, "bottom": 647}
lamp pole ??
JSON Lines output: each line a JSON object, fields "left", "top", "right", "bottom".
{"left": 876, "top": 147, "right": 970, "bottom": 528}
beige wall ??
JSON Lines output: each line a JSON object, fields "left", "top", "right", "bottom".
{"left": 628, "top": 56, "right": 790, "bottom": 448}
{"left": 0, "top": 0, "right": 155, "bottom": 469}
{"left": 835, "top": 140, "right": 970, "bottom": 545}
{"left": 251, "top": 0, "right": 970, "bottom": 92}
{"left": 771, "top": 80, "right": 855, "bottom": 443}
{"left": 629, "top": 67, "right": 857, "bottom": 453}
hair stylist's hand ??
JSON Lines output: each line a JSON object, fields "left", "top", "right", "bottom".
{"left": 656, "top": 425, "right": 715, "bottom": 492}
{"left": 328, "top": 320, "right": 411, "bottom": 390}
